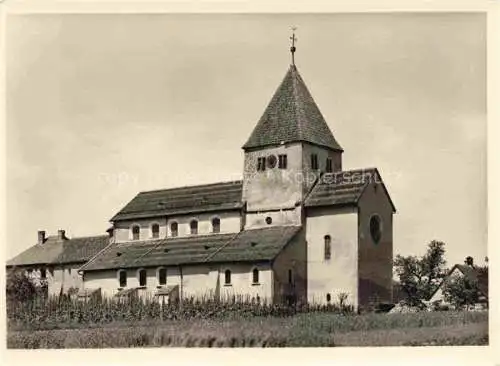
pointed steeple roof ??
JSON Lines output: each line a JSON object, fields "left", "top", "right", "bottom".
{"left": 243, "top": 65, "right": 343, "bottom": 151}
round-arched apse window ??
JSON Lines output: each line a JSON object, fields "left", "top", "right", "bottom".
{"left": 370, "top": 215, "right": 382, "bottom": 244}
{"left": 265, "top": 216, "right": 272, "bottom": 225}
{"left": 266, "top": 155, "right": 277, "bottom": 169}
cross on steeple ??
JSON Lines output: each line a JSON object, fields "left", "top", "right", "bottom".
{"left": 290, "top": 27, "right": 297, "bottom": 65}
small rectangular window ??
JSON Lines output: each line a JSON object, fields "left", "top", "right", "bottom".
{"left": 139, "top": 269, "right": 147, "bottom": 287}
{"left": 158, "top": 268, "right": 167, "bottom": 286}
{"left": 132, "top": 225, "right": 140, "bottom": 240}
{"left": 119, "top": 270, "right": 127, "bottom": 288}
{"left": 278, "top": 154, "right": 288, "bottom": 169}
{"left": 324, "top": 235, "right": 332, "bottom": 260}
{"left": 311, "top": 154, "right": 318, "bottom": 170}
{"left": 257, "top": 157, "right": 266, "bottom": 171}
{"left": 40, "top": 268, "right": 46, "bottom": 280}
{"left": 170, "top": 222, "right": 178, "bottom": 237}
{"left": 326, "top": 158, "right": 333, "bottom": 173}
{"left": 152, "top": 224, "right": 160, "bottom": 239}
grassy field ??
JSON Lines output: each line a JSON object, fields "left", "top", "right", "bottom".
{"left": 8, "top": 311, "right": 488, "bottom": 348}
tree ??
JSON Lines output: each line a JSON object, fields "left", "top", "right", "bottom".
{"left": 393, "top": 240, "right": 447, "bottom": 307}
{"left": 442, "top": 272, "right": 479, "bottom": 309}
{"left": 443, "top": 258, "right": 488, "bottom": 309}
{"left": 6, "top": 268, "right": 38, "bottom": 303}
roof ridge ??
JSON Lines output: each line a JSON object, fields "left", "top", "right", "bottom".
{"left": 290, "top": 65, "right": 305, "bottom": 142}
{"left": 137, "top": 180, "right": 243, "bottom": 195}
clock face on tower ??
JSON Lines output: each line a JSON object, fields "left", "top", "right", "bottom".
{"left": 267, "top": 155, "right": 277, "bottom": 169}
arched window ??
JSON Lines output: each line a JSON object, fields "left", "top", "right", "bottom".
{"left": 190, "top": 220, "right": 198, "bottom": 235}
{"left": 224, "top": 269, "right": 231, "bottom": 285}
{"left": 212, "top": 217, "right": 220, "bottom": 233}
{"left": 151, "top": 223, "right": 160, "bottom": 239}
{"left": 132, "top": 225, "right": 140, "bottom": 241}
{"left": 138, "top": 269, "right": 147, "bottom": 287}
{"left": 170, "top": 222, "right": 178, "bottom": 237}
{"left": 158, "top": 267, "right": 167, "bottom": 286}
{"left": 324, "top": 235, "right": 331, "bottom": 260}
{"left": 370, "top": 215, "right": 382, "bottom": 244}
{"left": 252, "top": 268, "right": 259, "bottom": 284}
{"left": 118, "top": 270, "right": 127, "bottom": 288}
{"left": 288, "top": 269, "right": 293, "bottom": 285}
{"left": 326, "top": 293, "right": 332, "bottom": 303}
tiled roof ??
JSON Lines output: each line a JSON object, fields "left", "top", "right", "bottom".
{"left": 428, "top": 264, "right": 489, "bottom": 301}
{"left": 6, "top": 235, "right": 110, "bottom": 267}
{"left": 304, "top": 168, "right": 396, "bottom": 212}
{"left": 80, "top": 226, "right": 302, "bottom": 272}
{"left": 455, "top": 264, "right": 488, "bottom": 298}
{"left": 111, "top": 180, "right": 243, "bottom": 221}
{"left": 243, "top": 65, "right": 343, "bottom": 151}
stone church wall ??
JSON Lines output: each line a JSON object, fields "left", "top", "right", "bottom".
{"left": 357, "top": 180, "right": 394, "bottom": 308}
{"left": 305, "top": 206, "right": 359, "bottom": 307}
{"left": 272, "top": 228, "right": 307, "bottom": 304}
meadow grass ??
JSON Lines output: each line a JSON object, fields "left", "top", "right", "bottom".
{"left": 7, "top": 311, "right": 488, "bottom": 348}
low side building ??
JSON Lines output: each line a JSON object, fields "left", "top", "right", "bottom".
{"left": 6, "top": 230, "right": 110, "bottom": 296}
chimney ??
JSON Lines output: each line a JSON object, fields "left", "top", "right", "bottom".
{"left": 57, "top": 229, "right": 67, "bottom": 240}
{"left": 465, "top": 256, "right": 474, "bottom": 267}
{"left": 37, "top": 230, "right": 46, "bottom": 245}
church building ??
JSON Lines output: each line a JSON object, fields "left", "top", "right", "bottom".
{"left": 7, "top": 35, "right": 396, "bottom": 310}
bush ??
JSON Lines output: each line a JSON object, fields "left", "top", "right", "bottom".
{"left": 6, "top": 269, "right": 45, "bottom": 303}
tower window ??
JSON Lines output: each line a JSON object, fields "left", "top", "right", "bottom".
{"left": 132, "top": 225, "right": 140, "bottom": 240}
{"left": 252, "top": 268, "right": 259, "bottom": 284}
{"left": 170, "top": 222, "right": 178, "bottom": 237}
{"left": 370, "top": 215, "right": 382, "bottom": 244}
{"left": 190, "top": 220, "right": 198, "bottom": 235}
{"left": 212, "top": 217, "right": 221, "bottom": 233}
{"left": 326, "top": 158, "right": 333, "bottom": 173}
{"left": 224, "top": 269, "right": 232, "bottom": 285}
{"left": 278, "top": 154, "right": 288, "bottom": 169}
{"left": 324, "top": 235, "right": 331, "bottom": 260}
{"left": 118, "top": 270, "right": 127, "bottom": 288}
{"left": 257, "top": 157, "right": 266, "bottom": 171}
{"left": 138, "top": 269, "right": 147, "bottom": 287}
{"left": 311, "top": 154, "right": 319, "bottom": 170}
{"left": 158, "top": 267, "right": 167, "bottom": 286}
{"left": 151, "top": 223, "right": 160, "bottom": 239}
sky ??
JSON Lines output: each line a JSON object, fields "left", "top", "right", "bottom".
{"left": 5, "top": 13, "right": 487, "bottom": 267}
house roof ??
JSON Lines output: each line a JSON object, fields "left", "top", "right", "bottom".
{"left": 6, "top": 235, "right": 110, "bottom": 267}
{"left": 242, "top": 65, "right": 343, "bottom": 152}
{"left": 111, "top": 180, "right": 243, "bottom": 221}
{"left": 428, "top": 264, "right": 489, "bottom": 301}
{"left": 80, "top": 226, "right": 302, "bottom": 272}
{"left": 304, "top": 168, "right": 396, "bottom": 212}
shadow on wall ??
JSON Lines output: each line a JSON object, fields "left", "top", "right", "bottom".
{"left": 359, "top": 278, "right": 392, "bottom": 310}
{"left": 274, "top": 272, "right": 307, "bottom": 305}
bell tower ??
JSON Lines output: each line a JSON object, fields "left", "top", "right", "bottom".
{"left": 242, "top": 29, "right": 343, "bottom": 229}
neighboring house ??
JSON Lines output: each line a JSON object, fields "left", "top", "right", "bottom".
{"left": 7, "top": 230, "right": 110, "bottom": 296}
{"left": 427, "top": 259, "right": 488, "bottom": 310}
{"left": 8, "top": 47, "right": 397, "bottom": 311}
